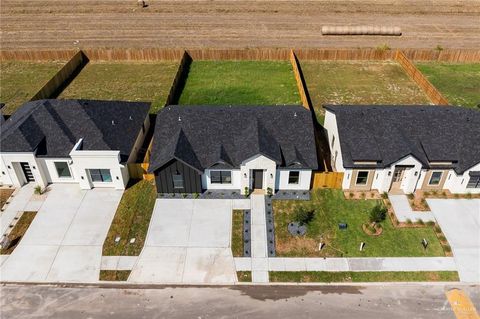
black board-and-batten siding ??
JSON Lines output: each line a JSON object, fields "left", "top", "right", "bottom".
{"left": 154, "top": 159, "right": 202, "bottom": 193}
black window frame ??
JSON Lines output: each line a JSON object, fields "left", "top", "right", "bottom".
{"left": 210, "top": 171, "right": 232, "bottom": 184}
{"left": 428, "top": 171, "right": 443, "bottom": 186}
{"left": 54, "top": 161, "right": 72, "bottom": 178}
{"left": 288, "top": 171, "right": 300, "bottom": 184}
{"left": 89, "top": 169, "right": 112, "bottom": 182}
{"left": 467, "top": 176, "right": 480, "bottom": 189}
{"left": 356, "top": 171, "right": 369, "bottom": 185}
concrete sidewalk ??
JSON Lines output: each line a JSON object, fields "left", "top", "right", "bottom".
{"left": 388, "top": 194, "right": 435, "bottom": 222}
{"left": 235, "top": 257, "right": 457, "bottom": 272}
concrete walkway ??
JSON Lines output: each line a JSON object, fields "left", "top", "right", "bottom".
{"left": 250, "top": 194, "right": 269, "bottom": 283}
{"left": 1, "top": 184, "right": 46, "bottom": 237}
{"left": 235, "top": 257, "right": 457, "bottom": 272}
{"left": 389, "top": 194, "right": 435, "bottom": 222}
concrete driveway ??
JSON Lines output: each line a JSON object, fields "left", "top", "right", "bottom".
{"left": 0, "top": 184, "right": 122, "bottom": 283}
{"left": 129, "top": 199, "right": 237, "bottom": 284}
{"left": 428, "top": 199, "right": 480, "bottom": 283}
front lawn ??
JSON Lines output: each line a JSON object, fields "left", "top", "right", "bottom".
{"left": 274, "top": 189, "right": 445, "bottom": 257}
{"left": 102, "top": 179, "right": 157, "bottom": 256}
{"left": 59, "top": 62, "right": 179, "bottom": 113}
{"left": 269, "top": 271, "right": 459, "bottom": 283}
{"left": 177, "top": 61, "right": 301, "bottom": 105}
{"left": 231, "top": 210, "right": 244, "bottom": 257}
{"left": 0, "top": 211, "right": 37, "bottom": 255}
{"left": 416, "top": 63, "right": 480, "bottom": 108}
{"left": 0, "top": 60, "right": 66, "bottom": 115}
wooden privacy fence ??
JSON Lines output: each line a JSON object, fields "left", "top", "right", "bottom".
{"left": 127, "top": 163, "right": 154, "bottom": 181}
{"left": 289, "top": 50, "right": 312, "bottom": 110}
{"left": 395, "top": 50, "right": 449, "bottom": 105}
{"left": 165, "top": 50, "right": 191, "bottom": 105}
{"left": 30, "top": 50, "right": 88, "bottom": 101}
{"left": 311, "top": 172, "right": 344, "bottom": 189}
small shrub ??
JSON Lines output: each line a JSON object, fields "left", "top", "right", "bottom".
{"left": 435, "top": 44, "right": 444, "bottom": 51}
{"left": 267, "top": 187, "right": 273, "bottom": 197}
{"left": 360, "top": 192, "right": 366, "bottom": 199}
{"left": 370, "top": 192, "right": 375, "bottom": 198}
{"left": 454, "top": 194, "right": 460, "bottom": 199}
{"left": 423, "top": 191, "right": 430, "bottom": 197}
{"left": 193, "top": 193, "right": 199, "bottom": 199}
{"left": 293, "top": 208, "right": 315, "bottom": 226}
{"left": 381, "top": 192, "right": 388, "bottom": 199}
{"left": 444, "top": 245, "right": 452, "bottom": 253}
{"left": 438, "top": 235, "right": 446, "bottom": 242}
{"left": 416, "top": 219, "right": 425, "bottom": 226}
{"left": 348, "top": 192, "right": 354, "bottom": 199}
{"left": 426, "top": 221, "right": 435, "bottom": 227}
{"left": 466, "top": 192, "right": 472, "bottom": 199}
{"left": 406, "top": 218, "right": 412, "bottom": 225}
{"left": 376, "top": 43, "right": 391, "bottom": 51}
{"left": 434, "top": 225, "right": 442, "bottom": 233}
{"left": 244, "top": 187, "right": 250, "bottom": 197}
{"left": 421, "top": 198, "right": 428, "bottom": 207}
{"left": 369, "top": 204, "right": 387, "bottom": 223}
{"left": 182, "top": 193, "right": 187, "bottom": 198}
{"left": 441, "top": 191, "right": 447, "bottom": 197}
{"left": 34, "top": 186, "right": 43, "bottom": 195}
{"left": 407, "top": 193, "right": 414, "bottom": 200}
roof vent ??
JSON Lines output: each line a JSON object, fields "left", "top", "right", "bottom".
{"left": 112, "top": 120, "right": 115, "bottom": 125}
{"left": 294, "top": 112, "right": 297, "bottom": 118}
{"left": 178, "top": 116, "right": 182, "bottom": 122}
{"left": 129, "top": 116, "right": 133, "bottom": 121}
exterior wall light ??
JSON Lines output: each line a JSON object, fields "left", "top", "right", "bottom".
{"left": 7, "top": 166, "right": 11, "bottom": 169}
{"left": 244, "top": 173, "right": 247, "bottom": 178}
{"left": 388, "top": 171, "right": 392, "bottom": 176}
{"left": 414, "top": 171, "right": 418, "bottom": 176}
{"left": 270, "top": 173, "right": 273, "bottom": 178}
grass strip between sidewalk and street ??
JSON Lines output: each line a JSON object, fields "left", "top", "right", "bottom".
{"left": 269, "top": 271, "right": 459, "bottom": 283}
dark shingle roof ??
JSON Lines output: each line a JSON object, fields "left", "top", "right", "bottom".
{"left": 149, "top": 105, "right": 319, "bottom": 172}
{"left": 325, "top": 105, "right": 480, "bottom": 174}
{"left": 1, "top": 99, "right": 150, "bottom": 163}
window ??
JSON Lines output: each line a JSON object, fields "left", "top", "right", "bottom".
{"left": 172, "top": 174, "right": 184, "bottom": 189}
{"left": 356, "top": 171, "right": 369, "bottom": 185}
{"left": 210, "top": 171, "right": 232, "bottom": 184}
{"left": 428, "top": 171, "right": 443, "bottom": 185}
{"left": 54, "top": 162, "right": 71, "bottom": 178}
{"left": 467, "top": 176, "right": 480, "bottom": 189}
{"left": 288, "top": 171, "right": 300, "bottom": 184}
{"left": 89, "top": 169, "right": 112, "bottom": 182}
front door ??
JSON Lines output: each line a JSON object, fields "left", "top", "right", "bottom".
{"left": 253, "top": 170, "right": 263, "bottom": 190}
{"left": 390, "top": 166, "right": 406, "bottom": 192}
{"left": 20, "top": 162, "right": 35, "bottom": 183}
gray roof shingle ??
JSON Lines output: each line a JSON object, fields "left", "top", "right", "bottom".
{"left": 1, "top": 99, "right": 150, "bottom": 163}
{"left": 325, "top": 105, "right": 480, "bottom": 174}
{"left": 149, "top": 105, "right": 319, "bottom": 172}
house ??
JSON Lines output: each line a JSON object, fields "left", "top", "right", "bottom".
{"left": 148, "top": 105, "right": 319, "bottom": 194}
{"left": 0, "top": 99, "right": 150, "bottom": 190}
{"left": 324, "top": 105, "right": 480, "bottom": 194}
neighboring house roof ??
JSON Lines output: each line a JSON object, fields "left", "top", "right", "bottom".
{"left": 0, "top": 99, "right": 150, "bottom": 163}
{"left": 149, "top": 105, "right": 319, "bottom": 172}
{"left": 325, "top": 105, "right": 480, "bottom": 174}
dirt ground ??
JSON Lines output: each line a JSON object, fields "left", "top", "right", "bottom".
{"left": 1, "top": 1, "right": 479, "bottom": 50}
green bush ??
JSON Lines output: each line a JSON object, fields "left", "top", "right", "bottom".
{"left": 426, "top": 221, "right": 435, "bottom": 227}
{"left": 381, "top": 192, "right": 388, "bottom": 199}
{"left": 34, "top": 185, "right": 43, "bottom": 195}
{"left": 293, "top": 208, "right": 315, "bottom": 226}
{"left": 407, "top": 193, "right": 414, "bottom": 200}
{"left": 369, "top": 204, "right": 387, "bottom": 223}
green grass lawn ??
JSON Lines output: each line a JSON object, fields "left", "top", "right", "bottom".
{"left": 99, "top": 270, "right": 131, "bottom": 281}
{"left": 0, "top": 211, "right": 37, "bottom": 255}
{"left": 102, "top": 179, "right": 157, "bottom": 256}
{"left": 269, "top": 271, "right": 459, "bottom": 283}
{"left": 416, "top": 63, "right": 480, "bottom": 108}
{"left": 59, "top": 62, "right": 179, "bottom": 113}
{"left": 232, "top": 210, "right": 244, "bottom": 257}
{"left": 0, "top": 61, "right": 66, "bottom": 115}
{"left": 273, "top": 189, "right": 445, "bottom": 257}
{"left": 178, "top": 61, "right": 301, "bottom": 105}
{"left": 300, "top": 61, "right": 430, "bottom": 123}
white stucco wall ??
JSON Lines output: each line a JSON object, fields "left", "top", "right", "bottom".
{"left": 37, "top": 158, "right": 76, "bottom": 184}
{"left": 323, "top": 110, "right": 345, "bottom": 172}
{"left": 444, "top": 162, "right": 480, "bottom": 194}
{"left": 201, "top": 169, "right": 241, "bottom": 190}
{"left": 0, "top": 152, "right": 48, "bottom": 188}
{"left": 240, "top": 154, "right": 276, "bottom": 194}
{"left": 275, "top": 169, "right": 311, "bottom": 190}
